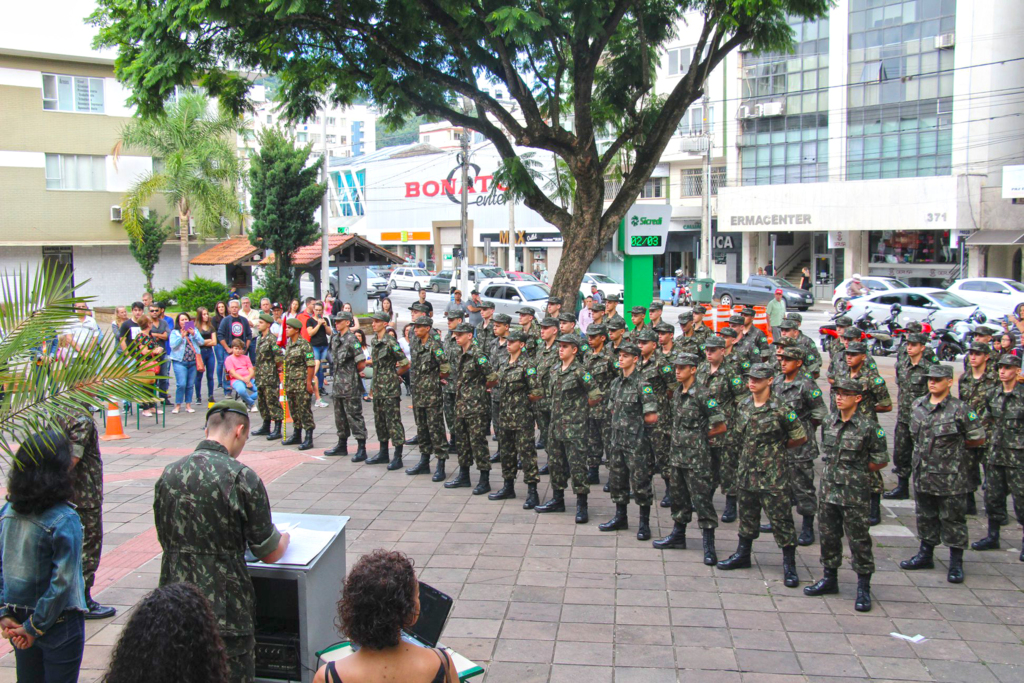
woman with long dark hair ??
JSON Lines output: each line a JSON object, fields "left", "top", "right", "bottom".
{"left": 212, "top": 301, "right": 229, "bottom": 394}
{"left": 101, "top": 583, "right": 228, "bottom": 683}
{"left": 194, "top": 307, "right": 218, "bottom": 404}
{"left": 170, "top": 312, "right": 203, "bottom": 414}
{"left": 0, "top": 431, "right": 87, "bottom": 683}
{"left": 380, "top": 296, "right": 394, "bottom": 323}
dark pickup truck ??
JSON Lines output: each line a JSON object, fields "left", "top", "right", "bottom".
{"left": 714, "top": 276, "right": 815, "bottom": 311}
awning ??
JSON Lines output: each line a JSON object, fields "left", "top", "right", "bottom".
{"left": 260, "top": 234, "right": 405, "bottom": 267}
{"left": 189, "top": 236, "right": 262, "bottom": 266}
{"left": 964, "top": 230, "right": 1024, "bottom": 246}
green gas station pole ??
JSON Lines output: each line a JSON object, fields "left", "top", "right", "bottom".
{"left": 618, "top": 205, "right": 672, "bottom": 325}
{"left": 619, "top": 220, "right": 654, "bottom": 324}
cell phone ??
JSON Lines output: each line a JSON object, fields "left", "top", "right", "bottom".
{"left": 183, "top": 321, "right": 195, "bottom": 333}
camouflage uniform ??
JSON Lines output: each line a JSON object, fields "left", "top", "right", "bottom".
{"left": 329, "top": 329, "right": 367, "bottom": 441}
{"left": 453, "top": 341, "right": 499, "bottom": 471}
{"left": 154, "top": 438, "right": 281, "bottom": 683}
{"left": 66, "top": 415, "right": 103, "bottom": 597}
{"left": 605, "top": 310, "right": 626, "bottom": 330}
{"left": 669, "top": 380, "right": 725, "bottom": 529}
{"left": 738, "top": 325, "right": 771, "bottom": 363}
{"left": 410, "top": 332, "right": 450, "bottom": 460}
{"left": 369, "top": 332, "right": 409, "bottom": 444}
{"left": 794, "top": 333, "right": 823, "bottom": 378}
{"left": 584, "top": 342, "right": 617, "bottom": 470}
{"left": 519, "top": 321, "right": 541, "bottom": 358}
{"left": 548, "top": 356, "right": 602, "bottom": 494}
{"left": 836, "top": 356, "right": 892, "bottom": 493}
{"left": 674, "top": 332, "right": 705, "bottom": 362}
{"left": 639, "top": 348, "right": 676, "bottom": 483}
{"left": 958, "top": 359, "right": 998, "bottom": 493}
{"left": 442, "top": 327, "right": 461, "bottom": 441}
{"left": 255, "top": 331, "right": 284, "bottom": 422}
{"left": 534, "top": 339, "right": 559, "bottom": 447}
{"left": 819, "top": 411, "right": 889, "bottom": 574}
{"left": 894, "top": 352, "right": 938, "bottom": 478}
{"left": 773, "top": 370, "right": 827, "bottom": 517}
{"left": 623, "top": 321, "right": 650, "bottom": 346}
{"left": 284, "top": 335, "right": 316, "bottom": 431}
{"left": 489, "top": 336, "right": 510, "bottom": 434}
{"left": 734, "top": 394, "right": 807, "bottom": 547}
{"left": 909, "top": 394, "right": 986, "bottom": 549}
{"left": 497, "top": 349, "right": 542, "bottom": 482}
{"left": 697, "top": 355, "right": 746, "bottom": 495}
{"left": 606, "top": 368, "right": 657, "bottom": 506}
{"left": 984, "top": 381, "right": 1024, "bottom": 529}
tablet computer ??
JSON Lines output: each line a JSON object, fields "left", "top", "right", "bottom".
{"left": 404, "top": 582, "right": 453, "bottom": 648}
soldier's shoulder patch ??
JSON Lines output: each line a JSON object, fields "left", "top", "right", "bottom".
{"left": 869, "top": 361, "right": 877, "bottom": 369}
{"left": 786, "top": 411, "right": 798, "bottom": 422}
{"left": 478, "top": 356, "right": 488, "bottom": 364}
{"left": 661, "top": 365, "right": 671, "bottom": 374}
{"left": 742, "top": 361, "right": 751, "bottom": 369}
{"left": 306, "top": 352, "right": 314, "bottom": 359}
{"left": 583, "top": 372, "right": 592, "bottom": 382}
{"left": 968, "top": 410, "right": 978, "bottom": 421}
{"left": 731, "top": 377, "right": 742, "bottom": 386}
{"left": 931, "top": 355, "right": 938, "bottom": 363}
{"left": 581, "top": 343, "right": 590, "bottom": 351}
{"left": 707, "top": 398, "right": 718, "bottom": 409}
{"left": 811, "top": 388, "right": 821, "bottom": 398}
{"left": 353, "top": 342, "right": 361, "bottom": 350}
{"left": 642, "top": 385, "right": 653, "bottom": 394}
{"left": 876, "top": 428, "right": 885, "bottom": 439}
{"left": 392, "top": 343, "right": 401, "bottom": 352}
{"left": 699, "top": 344, "right": 705, "bottom": 350}
{"left": 526, "top": 367, "right": 536, "bottom": 375}
{"left": 435, "top": 348, "right": 444, "bottom": 357}
{"left": 873, "top": 376, "right": 884, "bottom": 385}
{"left": 614, "top": 361, "right": 621, "bottom": 369}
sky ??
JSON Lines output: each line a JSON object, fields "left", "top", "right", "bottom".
{"left": 0, "top": 0, "right": 114, "bottom": 59}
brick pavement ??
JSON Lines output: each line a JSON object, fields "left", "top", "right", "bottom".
{"left": 2, "top": 359, "right": 1024, "bottom": 682}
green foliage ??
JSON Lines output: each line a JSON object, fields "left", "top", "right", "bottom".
{"left": 127, "top": 213, "right": 172, "bottom": 294}
{"left": 377, "top": 114, "right": 435, "bottom": 147}
{"left": 167, "top": 277, "right": 232, "bottom": 314}
{"left": 247, "top": 287, "right": 269, "bottom": 305}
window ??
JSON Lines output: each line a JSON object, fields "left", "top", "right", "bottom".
{"left": 44, "top": 154, "right": 106, "bottom": 190}
{"left": 327, "top": 117, "right": 336, "bottom": 125}
{"left": 666, "top": 47, "right": 693, "bottom": 76}
{"left": 266, "top": 114, "right": 273, "bottom": 124}
{"left": 681, "top": 167, "right": 726, "bottom": 196}
{"left": 640, "top": 177, "right": 665, "bottom": 199}
{"left": 296, "top": 132, "right": 308, "bottom": 142}
{"left": 340, "top": 136, "right": 347, "bottom": 145}
{"left": 958, "top": 281, "right": 984, "bottom": 291}
{"left": 518, "top": 284, "right": 551, "bottom": 301}
{"left": 604, "top": 178, "right": 621, "bottom": 200}
{"left": 875, "top": 294, "right": 901, "bottom": 306}
{"left": 326, "top": 134, "right": 337, "bottom": 144}
{"left": 310, "top": 133, "right": 321, "bottom": 143}
{"left": 906, "top": 294, "right": 933, "bottom": 308}
{"left": 42, "top": 74, "right": 104, "bottom": 113}
{"left": 678, "top": 106, "right": 714, "bottom": 136}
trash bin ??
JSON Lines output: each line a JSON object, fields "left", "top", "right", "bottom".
{"left": 692, "top": 278, "right": 715, "bottom": 304}
{"left": 658, "top": 277, "right": 675, "bottom": 301}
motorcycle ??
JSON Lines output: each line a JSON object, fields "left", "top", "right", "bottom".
{"left": 866, "top": 305, "right": 903, "bottom": 357}
{"left": 672, "top": 275, "right": 693, "bottom": 307}
{"left": 853, "top": 310, "right": 895, "bottom": 357}
{"left": 939, "top": 308, "right": 989, "bottom": 360}
{"left": 818, "top": 310, "right": 848, "bottom": 353}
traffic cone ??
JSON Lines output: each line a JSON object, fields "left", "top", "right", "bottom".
{"left": 99, "top": 402, "right": 129, "bottom": 441}
{"left": 753, "top": 306, "right": 773, "bottom": 344}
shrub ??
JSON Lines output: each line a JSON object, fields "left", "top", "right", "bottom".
{"left": 171, "top": 277, "right": 232, "bottom": 313}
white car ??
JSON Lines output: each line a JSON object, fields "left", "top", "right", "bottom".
{"left": 580, "top": 272, "right": 624, "bottom": 300}
{"left": 831, "top": 276, "right": 909, "bottom": 312}
{"left": 480, "top": 281, "right": 550, "bottom": 317}
{"left": 387, "top": 266, "right": 433, "bottom": 291}
{"left": 947, "top": 278, "right": 1024, "bottom": 317}
{"left": 842, "top": 287, "right": 1002, "bottom": 330}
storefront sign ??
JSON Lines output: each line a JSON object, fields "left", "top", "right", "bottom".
{"left": 1003, "top": 165, "right": 1024, "bottom": 199}
{"left": 828, "top": 231, "right": 849, "bottom": 249}
{"left": 869, "top": 264, "right": 955, "bottom": 278}
{"left": 380, "top": 231, "right": 431, "bottom": 242}
{"left": 403, "top": 163, "right": 511, "bottom": 206}
{"left": 729, "top": 214, "right": 813, "bottom": 227}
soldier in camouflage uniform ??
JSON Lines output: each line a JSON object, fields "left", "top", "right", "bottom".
{"left": 405, "top": 316, "right": 451, "bottom": 478}
{"left": 698, "top": 336, "right": 746, "bottom": 522}
{"left": 490, "top": 329, "right": 543, "bottom": 505}
{"left": 656, "top": 322, "right": 678, "bottom": 362}
{"left": 972, "top": 354, "right": 1024, "bottom": 559}
{"left": 282, "top": 318, "right": 316, "bottom": 450}
{"left": 829, "top": 315, "right": 853, "bottom": 357}
{"left": 691, "top": 305, "right": 713, "bottom": 347}
{"left": 604, "top": 293, "right": 625, "bottom": 329}
{"left": 517, "top": 307, "right": 542, "bottom": 358}
{"left": 773, "top": 346, "right": 827, "bottom": 546}
{"left": 536, "top": 334, "right": 603, "bottom": 523}
{"left": 804, "top": 378, "right": 889, "bottom": 612}
{"left": 720, "top": 324, "right": 752, "bottom": 376}
{"left": 545, "top": 295, "right": 564, "bottom": 320}
{"left": 324, "top": 312, "right": 368, "bottom": 461}
{"left": 476, "top": 299, "right": 497, "bottom": 354}
{"left": 886, "top": 332, "right": 937, "bottom": 500}
{"left": 442, "top": 310, "right": 464, "bottom": 454}
{"left": 964, "top": 325, "right": 998, "bottom": 374}
{"left": 673, "top": 313, "right": 704, "bottom": 361}
{"left": 623, "top": 306, "right": 649, "bottom": 345}
{"left": 588, "top": 301, "right": 607, "bottom": 330}
{"left": 718, "top": 363, "right": 807, "bottom": 589}
{"left": 654, "top": 353, "right": 727, "bottom": 564}
{"left": 488, "top": 312, "right": 512, "bottom": 457}
{"left": 445, "top": 322, "right": 499, "bottom": 493}
{"left": 779, "top": 317, "right": 822, "bottom": 378}
{"left": 901, "top": 364, "right": 986, "bottom": 583}
{"left": 638, "top": 328, "right": 676, "bottom": 507}
{"left": 64, "top": 413, "right": 115, "bottom": 619}
{"left": 364, "top": 311, "right": 410, "bottom": 468}
{"left": 737, "top": 306, "right": 771, "bottom": 362}
{"left": 251, "top": 313, "right": 284, "bottom": 440}
{"left": 558, "top": 311, "right": 588, "bottom": 346}
{"left": 154, "top": 400, "right": 289, "bottom": 683}
{"left": 584, "top": 323, "right": 616, "bottom": 484}
{"left": 534, "top": 317, "right": 560, "bottom": 458}
{"left": 959, "top": 341, "right": 998, "bottom": 514}
{"left": 607, "top": 317, "right": 626, "bottom": 354}
{"left": 599, "top": 342, "right": 657, "bottom": 538}
{"left": 648, "top": 300, "right": 664, "bottom": 329}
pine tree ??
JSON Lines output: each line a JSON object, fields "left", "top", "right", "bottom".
{"left": 127, "top": 213, "right": 172, "bottom": 294}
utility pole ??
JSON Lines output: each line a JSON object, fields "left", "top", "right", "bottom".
{"left": 458, "top": 124, "right": 471, "bottom": 297}
{"left": 508, "top": 192, "right": 515, "bottom": 272}
{"left": 319, "top": 111, "right": 330, "bottom": 300}
{"left": 701, "top": 91, "right": 713, "bottom": 279}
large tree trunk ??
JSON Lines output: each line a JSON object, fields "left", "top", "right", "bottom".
{"left": 548, "top": 212, "right": 603, "bottom": 310}
{"left": 179, "top": 209, "right": 190, "bottom": 283}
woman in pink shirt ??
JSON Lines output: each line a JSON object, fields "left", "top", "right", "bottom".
{"left": 223, "top": 339, "right": 258, "bottom": 409}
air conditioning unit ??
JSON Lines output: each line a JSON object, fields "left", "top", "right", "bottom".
{"left": 738, "top": 105, "right": 753, "bottom": 119}
{"left": 110, "top": 205, "right": 123, "bottom": 221}
{"left": 760, "top": 102, "right": 785, "bottom": 117}
{"left": 935, "top": 32, "right": 955, "bottom": 49}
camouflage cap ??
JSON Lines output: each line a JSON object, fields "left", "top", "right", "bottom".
{"left": 968, "top": 341, "right": 992, "bottom": 355}
{"left": 906, "top": 321, "right": 923, "bottom": 333}
{"left": 618, "top": 342, "right": 642, "bottom": 356}
{"left": 547, "top": 296, "right": 563, "bottom": 305}
{"left": 453, "top": 322, "right": 475, "bottom": 334}
{"left": 779, "top": 346, "right": 805, "bottom": 361}
{"left": 654, "top": 322, "right": 675, "bottom": 334}
{"left": 590, "top": 302, "right": 605, "bottom": 312}
{"left": 997, "top": 353, "right": 1022, "bottom": 368}
{"left": 479, "top": 300, "right": 496, "bottom": 309}
{"left": 507, "top": 330, "right": 528, "bottom": 343}
{"left": 206, "top": 399, "right": 250, "bottom": 423}
{"left": 925, "top": 364, "right": 954, "bottom": 379}
{"left": 604, "top": 293, "right": 621, "bottom": 303}
{"left": 539, "top": 316, "right": 560, "bottom": 328}
{"left": 974, "top": 325, "right": 996, "bottom": 336}
{"left": 286, "top": 317, "right": 304, "bottom": 329}
{"left": 773, "top": 337, "right": 796, "bottom": 347}
{"left": 587, "top": 323, "right": 608, "bottom": 337}
{"left": 744, "top": 363, "right": 775, "bottom": 379}
{"left": 907, "top": 332, "right": 930, "bottom": 345}
{"left": 370, "top": 311, "right": 391, "bottom": 323}
{"left": 846, "top": 341, "right": 868, "bottom": 355}
{"left": 556, "top": 333, "right": 581, "bottom": 347}
{"left": 516, "top": 307, "right": 536, "bottom": 316}
{"left": 836, "top": 315, "right": 853, "bottom": 327}
{"left": 637, "top": 329, "right": 659, "bottom": 343}
{"left": 673, "top": 353, "right": 700, "bottom": 367}
{"left": 493, "top": 312, "right": 512, "bottom": 325}
{"left": 678, "top": 312, "right": 694, "bottom": 324}
{"left": 833, "top": 377, "right": 865, "bottom": 394}
{"left": 630, "top": 305, "right": 648, "bottom": 315}
{"left": 693, "top": 305, "right": 707, "bottom": 314}
{"left": 741, "top": 307, "right": 756, "bottom": 316}
{"left": 718, "top": 327, "right": 739, "bottom": 339}
{"left": 258, "top": 312, "right": 275, "bottom": 324}
{"left": 409, "top": 302, "right": 428, "bottom": 312}
{"left": 557, "top": 312, "right": 577, "bottom": 323}
{"left": 413, "top": 315, "right": 434, "bottom": 327}
{"left": 649, "top": 301, "right": 664, "bottom": 311}
{"left": 334, "top": 311, "right": 354, "bottom": 322}
{"left": 704, "top": 336, "right": 726, "bottom": 349}
{"left": 841, "top": 327, "right": 862, "bottom": 339}
{"left": 606, "top": 318, "right": 626, "bottom": 331}
{"left": 728, "top": 313, "right": 745, "bottom": 325}
{"left": 779, "top": 318, "right": 799, "bottom": 330}
{"left": 786, "top": 312, "right": 803, "bottom": 324}
{"left": 445, "top": 310, "right": 465, "bottom": 320}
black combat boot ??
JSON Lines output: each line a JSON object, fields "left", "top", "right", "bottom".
{"left": 855, "top": 574, "right": 873, "bottom": 612}
{"left": 404, "top": 434, "right": 420, "bottom": 445}
{"left": 660, "top": 477, "right": 671, "bottom": 507}
{"left": 489, "top": 450, "right": 501, "bottom": 463}
{"left": 797, "top": 515, "right": 815, "bottom": 546}
{"left": 575, "top": 494, "right": 589, "bottom": 523}
{"left": 444, "top": 466, "right": 472, "bottom": 489}
{"left": 636, "top": 506, "right": 651, "bottom": 541}
{"left": 324, "top": 440, "right": 347, "bottom": 457}
{"left": 869, "top": 494, "right": 881, "bottom": 526}
{"left": 587, "top": 466, "right": 600, "bottom": 485}
{"left": 603, "top": 481, "right": 611, "bottom": 493}
{"left": 599, "top": 504, "right": 628, "bottom": 532}
{"left": 717, "top": 537, "right": 753, "bottom": 570}
{"left": 947, "top": 547, "right": 965, "bottom": 584}
{"left": 971, "top": 520, "right": 1001, "bottom": 551}
{"left": 782, "top": 546, "right": 799, "bottom": 588}
{"left": 251, "top": 419, "right": 271, "bottom": 436}
{"left": 352, "top": 439, "right": 367, "bottom": 463}
{"left": 488, "top": 478, "right": 516, "bottom": 500}
{"left": 759, "top": 522, "right": 773, "bottom": 533}
{"left": 965, "top": 492, "right": 978, "bottom": 515}
{"left": 386, "top": 444, "right": 404, "bottom": 470}
{"left": 298, "top": 430, "right": 314, "bottom": 451}
{"left": 523, "top": 483, "right": 540, "bottom": 510}
{"left": 803, "top": 567, "right": 839, "bottom": 596}
{"left": 721, "top": 495, "right": 737, "bottom": 523}
{"left": 535, "top": 489, "right": 565, "bottom": 513}
{"left": 538, "top": 463, "right": 550, "bottom": 475}
{"left": 405, "top": 454, "right": 431, "bottom": 475}
{"left": 702, "top": 528, "right": 717, "bottom": 565}
{"left": 653, "top": 522, "right": 687, "bottom": 550}
{"left": 282, "top": 428, "right": 302, "bottom": 446}
{"left": 365, "top": 440, "right": 390, "bottom": 465}
{"left": 884, "top": 476, "right": 910, "bottom": 500}
{"left": 431, "top": 460, "right": 446, "bottom": 482}
{"left": 83, "top": 590, "right": 116, "bottom": 620}
{"left": 472, "top": 470, "right": 491, "bottom": 495}
{"left": 266, "top": 421, "right": 282, "bottom": 441}
{"left": 900, "top": 541, "right": 935, "bottom": 570}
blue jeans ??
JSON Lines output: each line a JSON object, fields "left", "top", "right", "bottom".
{"left": 195, "top": 346, "right": 215, "bottom": 402}
{"left": 214, "top": 345, "right": 228, "bottom": 390}
{"left": 12, "top": 609, "right": 85, "bottom": 683}
{"left": 232, "top": 379, "right": 258, "bottom": 407}
{"left": 312, "top": 344, "right": 329, "bottom": 392}
{"left": 172, "top": 360, "right": 197, "bottom": 404}
{"left": 156, "top": 359, "right": 170, "bottom": 402}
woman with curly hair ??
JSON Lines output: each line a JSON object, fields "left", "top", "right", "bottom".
{"left": 314, "top": 550, "right": 457, "bottom": 683}
{"left": 0, "top": 430, "right": 87, "bottom": 683}
{"left": 101, "top": 583, "right": 228, "bottom": 683}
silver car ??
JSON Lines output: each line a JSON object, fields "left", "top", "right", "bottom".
{"left": 480, "top": 282, "right": 550, "bottom": 316}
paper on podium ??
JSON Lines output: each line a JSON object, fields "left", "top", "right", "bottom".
{"left": 269, "top": 526, "right": 337, "bottom": 566}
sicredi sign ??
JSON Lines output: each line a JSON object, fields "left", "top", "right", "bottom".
{"left": 622, "top": 204, "right": 671, "bottom": 256}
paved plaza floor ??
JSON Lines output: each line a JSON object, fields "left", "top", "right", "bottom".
{"left": 2, "top": 350, "right": 1024, "bottom": 682}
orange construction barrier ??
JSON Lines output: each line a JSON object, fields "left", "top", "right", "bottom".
{"left": 279, "top": 371, "right": 292, "bottom": 424}
{"left": 705, "top": 304, "right": 732, "bottom": 332}
{"left": 99, "top": 402, "right": 129, "bottom": 441}
{"left": 752, "top": 306, "right": 773, "bottom": 344}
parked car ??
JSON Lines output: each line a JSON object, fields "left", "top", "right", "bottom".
{"left": 387, "top": 266, "right": 433, "bottom": 291}
{"left": 714, "top": 275, "right": 814, "bottom": 310}
{"left": 428, "top": 265, "right": 507, "bottom": 293}
{"left": 832, "top": 276, "right": 909, "bottom": 312}
{"left": 947, "top": 278, "right": 1024, "bottom": 317}
{"left": 367, "top": 270, "right": 389, "bottom": 298}
{"left": 480, "top": 281, "right": 550, "bottom": 316}
{"left": 842, "top": 287, "right": 1003, "bottom": 331}
{"left": 505, "top": 271, "right": 541, "bottom": 282}
{"left": 580, "top": 273, "right": 624, "bottom": 300}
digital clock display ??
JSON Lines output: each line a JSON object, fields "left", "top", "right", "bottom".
{"left": 630, "top": 235, "right": 662, "bottom": 248}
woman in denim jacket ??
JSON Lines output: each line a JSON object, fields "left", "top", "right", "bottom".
{"left": 169, "top": 312, "right": 205, "bottom": 414}
{"left": 0, "top": 430, "right": 87, "bottom": 683}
